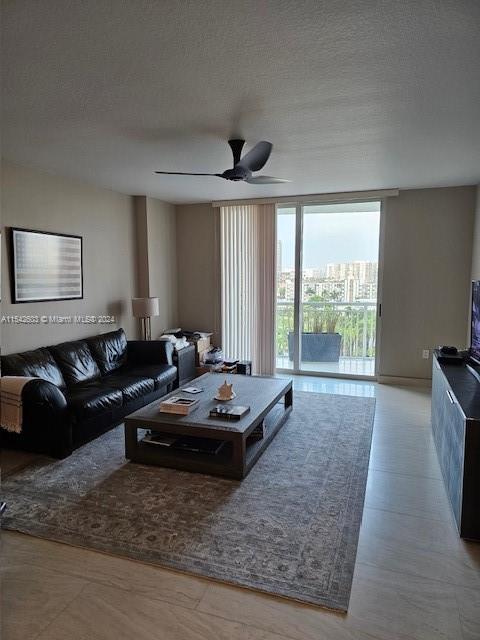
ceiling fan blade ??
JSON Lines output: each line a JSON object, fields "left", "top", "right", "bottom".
{"left": 154, "top": 171, "right": 222, "bottom": 177}
{"left": 246, "top": 175, "right": 291, "bottom": 184}
{"left": 236, "top": 141, "right": 273, "bottom": 172}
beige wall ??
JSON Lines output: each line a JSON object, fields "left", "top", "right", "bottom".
{"left": 4, "top": 163, "right": 475, "bottom": 381}
{"left": 176, "top": 187, "right": 477, "bottom": 380}
{"left": 470, "top": 185, "right": 480, "bottom": 281}
{"left": 1, "top": 162, "right": 139, "bottom": 353}
{"left": 379, "top": 186, "right": 476, "bottom": 380}
{"left": 134, "top": 196, "right": 150, "bottom": 299}
{"left": 175, "top": 203, "right": 221, "bottom": 344}
{"left": 143, "top": 196, "right": 178, "bottom": 338}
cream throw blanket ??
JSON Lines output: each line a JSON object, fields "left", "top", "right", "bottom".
{"left": 0, "top": 376, "right": 40, "bottom": 433}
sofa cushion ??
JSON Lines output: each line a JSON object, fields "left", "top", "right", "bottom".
{"left": 1, "top": 348, "right": 66, "bottom": 388}
{"left": 123, "top": 364, "right": 177, "bottom": 390}
{"left": 64, "top": 381, "right": 123, "bottom": 420}
{"left": 102, "top": 373, "right": 154, "bottom": 402}
{"left": 50, "top": 341, "right": 101, "bottom": 386}
{"left": 87, "top": 329, "right": 127, "bottom": 375}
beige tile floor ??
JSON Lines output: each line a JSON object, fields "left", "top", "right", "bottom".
{"left": 1, "top": 377, "right": 479, "bottom": 640}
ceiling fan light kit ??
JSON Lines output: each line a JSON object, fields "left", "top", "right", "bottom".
{"left": 154, "top": 139, "right": 290, "bottom": 185}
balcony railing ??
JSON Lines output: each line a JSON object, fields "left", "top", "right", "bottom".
{"left": 276, "top": 301, "right": 377, "bottom": 360}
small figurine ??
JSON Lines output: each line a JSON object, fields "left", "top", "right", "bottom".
{"left": 216, "top": 380, "right": 235, "bottom": 401}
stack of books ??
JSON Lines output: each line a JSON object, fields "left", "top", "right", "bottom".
{"left": 248, "top": 421, "right": 265, "bottom": 442}
{"left": 142, "top": 432, "right": 225, "bottom": 455}
{"left": 159, "top": 396, "right": 199, "bottom": 415}
{"left": 209, "top": 405, "right": 250, "bottom": 421}
{"left": 221, "top": 359, "right": 238, "bottom": 374}
{"left": 173, "top": 436, "right": 225, "bottom": 455}
{"left": 142, "top": 433, "right": 178, "bottom": 447}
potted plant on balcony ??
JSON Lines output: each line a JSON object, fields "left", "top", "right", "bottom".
{"left": 288, "top": 293, "right": 342, "bottom": 362}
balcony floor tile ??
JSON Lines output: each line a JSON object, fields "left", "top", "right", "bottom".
{"left": 276, "top": 356, "right": 376, "bottom": 377}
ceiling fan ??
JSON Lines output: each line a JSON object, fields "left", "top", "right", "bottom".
{"left": 154, "top": 139, "right": 290, "bottom": 184}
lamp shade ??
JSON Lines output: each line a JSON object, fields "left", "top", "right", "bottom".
{"left": 131, "top": 297, "right": 160, "bottom": 318}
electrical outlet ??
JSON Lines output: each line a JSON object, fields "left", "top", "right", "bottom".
{"left": 422, "top": 349, "right": 430, "bottom": 359}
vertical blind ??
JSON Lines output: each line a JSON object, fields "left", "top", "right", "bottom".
{"left": 220, "top": 203, "right": 276, "bottom": 375}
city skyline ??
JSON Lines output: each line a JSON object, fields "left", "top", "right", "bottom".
{"left": 277, "top": 209, "right": 381, "bottom": 271}
{"left": 277, "top": 259, "right": 378, "bottom": 303}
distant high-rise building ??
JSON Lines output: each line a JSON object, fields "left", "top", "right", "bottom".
{"left": 326, "top": 261, "right": 377, "bottom": 284}
{"left": 277, "top": 258, "right": 378, "bottom": 303}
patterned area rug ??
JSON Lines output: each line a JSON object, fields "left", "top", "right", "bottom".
{"left": 2, "top": 391, "right": 375, "bottom": 610}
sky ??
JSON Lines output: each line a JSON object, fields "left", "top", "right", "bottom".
{"left": 277, "top": 207, "right": 381, "bottom": 270}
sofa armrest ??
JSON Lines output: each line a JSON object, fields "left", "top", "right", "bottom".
{"left": 172, "top": 344, "right": 196, "bottom": 389}
{"left": 127, "top": 340, "right": 174, "bottom": 366}
{"left": 9, "top": 379, "right": 72, "bottom": 458}
{"left": 21, "top": 379, "right": 68, "bottom": 414}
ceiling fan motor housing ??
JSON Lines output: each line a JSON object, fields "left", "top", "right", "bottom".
{"left": 221, "top": 167, "right": 251, "bottom": 181}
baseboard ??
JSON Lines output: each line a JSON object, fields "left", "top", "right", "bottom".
{"left": 377, "top": 375, "right": 432, "bottom": 387}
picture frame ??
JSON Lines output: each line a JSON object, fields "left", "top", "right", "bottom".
{"left": 9, "top": 227, "right": 83, "bottom": 303}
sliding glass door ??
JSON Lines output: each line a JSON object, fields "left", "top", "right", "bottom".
{"left": 276, "top": 201, "right": 381, "bottom": 378}
{"left": 276, "top": 208, "right": 297, "bottom": 370}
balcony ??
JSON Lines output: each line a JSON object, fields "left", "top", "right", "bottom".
{"left": 276, "top": 301, "right": 377, "bottom": 377}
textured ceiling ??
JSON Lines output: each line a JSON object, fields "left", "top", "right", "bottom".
{"left": 2, "top": 0, "right": 480, "bottom": 204}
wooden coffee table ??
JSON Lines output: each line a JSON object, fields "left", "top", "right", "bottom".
{"left": 124, "top": 373, "right": 293, "bottom": 479}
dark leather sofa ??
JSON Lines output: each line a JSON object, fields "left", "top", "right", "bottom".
{"left": 0, "top": 328, "right": 176, "bottom": 459}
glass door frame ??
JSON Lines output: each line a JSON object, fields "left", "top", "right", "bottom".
{"left": 276, "top": 199, "right": 384, "bottom": 381}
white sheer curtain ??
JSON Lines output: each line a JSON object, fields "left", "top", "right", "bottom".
{"left": 220, "top": 203, "right": 276, "bottom": 375}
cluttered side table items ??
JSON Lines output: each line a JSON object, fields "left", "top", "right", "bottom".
{"left": 159, "top": 328, "right": 252, "bottom": 376}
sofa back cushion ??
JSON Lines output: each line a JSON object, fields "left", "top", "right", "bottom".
{"left": 50, "top": 340, "right": 101, "bottom": 386}
{"left": 1, "top": 348, "right": 66, "bottom": 388}
{"left": 86, "top": 328, "right": 127, "bottom": 375}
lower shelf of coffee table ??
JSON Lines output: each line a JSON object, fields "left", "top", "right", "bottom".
{"left": 127, "top": 403, "right": 289, "bottom": 479}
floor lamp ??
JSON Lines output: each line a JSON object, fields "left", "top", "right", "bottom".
{"left": 132, "top": 297, "right": 160, "bottom": 340}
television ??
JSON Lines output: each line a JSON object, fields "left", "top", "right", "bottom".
{"left": 470, "top": 281, "right": 480, "bottom": 365}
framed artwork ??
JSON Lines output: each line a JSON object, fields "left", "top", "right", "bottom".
{"left": 10, "top": 227, "right": 83, "bottom": 303}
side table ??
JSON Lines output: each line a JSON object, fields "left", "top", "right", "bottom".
{"left": 172, "top": 344, "right": 196, "bottom": 389}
